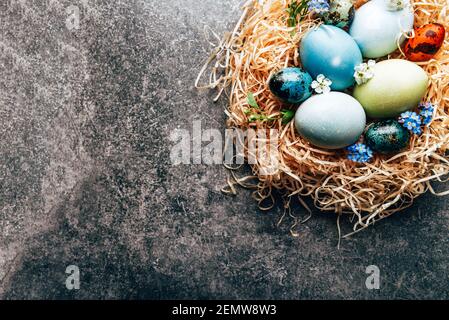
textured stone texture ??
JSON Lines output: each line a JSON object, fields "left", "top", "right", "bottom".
{"left": 0, "top": 0, "right": 448, "bottom": 300}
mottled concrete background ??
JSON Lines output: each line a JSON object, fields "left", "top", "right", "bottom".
{"left": 0, "top": 0, "right": 448, "bottom": 300}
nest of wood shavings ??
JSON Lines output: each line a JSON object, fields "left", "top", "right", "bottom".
{"left": 196, "top": 0, "right": 449, "bottom": 237}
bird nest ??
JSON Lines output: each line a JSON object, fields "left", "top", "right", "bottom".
{"left": 196, "top": 0, "right": 449, "bottom": 237}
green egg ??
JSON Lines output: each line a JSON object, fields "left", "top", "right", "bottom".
{"left": 365, "top": 120, "right": 410, "bottom": 154}
{"left": 353, "top": 59, "right": 429, "bottom": 119}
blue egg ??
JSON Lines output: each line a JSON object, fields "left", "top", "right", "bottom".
{"left": 300, "top": 25, "right": 363, "bottom": 91}
{"left": 268, "top": 67, "right": 313, "bottom": 104}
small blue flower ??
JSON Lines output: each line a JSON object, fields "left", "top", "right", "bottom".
{"left": 419, "top": 102, "right": 435, "bottom": 126}
{"left": 308, "top": 0, "right": 330, "bottom": 14}
{"left": 347, "top": 143, "right": 373, "bottom": 163}
{"left": 398, "top": 111, "right": 422, "bottom": 135}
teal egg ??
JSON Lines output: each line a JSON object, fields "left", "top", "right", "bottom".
{"left": 295, "top": 92, "right": 366, "bottom": 149}
{"left": 268, "top": 67, "right": 313, "bottom": 104}
{"left": 320, "top": 0, "right": 355, "bottom": 29}
{"left": 365, "top": 120, "right": 410, "bottom": 154}
{"left": 300, "top": 25, "right": 363, "bottom": 91}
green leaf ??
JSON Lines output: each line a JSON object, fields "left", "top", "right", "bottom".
{"left": 287, "top": 0, "right": 311, "bottom": 28}
{"left": 281, "top": 109, "right": 295, "bottom": 124}
{"left": 247, "top": 92, "right": 259, "bottom": 109}
{"left": 248, "top": 114, "right": 261, "bottom": 122}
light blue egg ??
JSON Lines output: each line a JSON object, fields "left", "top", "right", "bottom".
{"left": 349, "top": 0, "right": 414, "bottom": 58}
{"left": 294, "top": 92, "right": 366, "bottom": 149}
{"left": 300, "top": 25, "right": 363, "bottom": 91}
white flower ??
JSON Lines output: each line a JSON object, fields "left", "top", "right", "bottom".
{"left": 311, "top": 74, "right": 332, "bottom": 94}
{"left": 386, "top": 0, "right": 409, "bottom": 11}
{"left": 354, "top": 60, "right": 376, "bottom": 85}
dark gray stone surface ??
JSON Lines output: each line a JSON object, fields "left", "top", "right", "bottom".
{"left": 0, "top": 0, "right": 447, "bottom": 300}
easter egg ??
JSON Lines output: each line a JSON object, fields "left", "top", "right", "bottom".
{"left": 294, "top": 92, "right": 366, "bottom": 149}
{"left": 365, "top": 120, "right": 410, "bottom": 154}
{"left": 404, "top": 23, "right": 446, "bottom": 62}
{"left": 353, "top": 59, "right": 429, "bottom": 118}
{"left": 349, "top": 0, "right": 414, "bottom": 58}
{"left": 320, "top": 0, "right": 355, "bottom": 29}
{"left": 300, "top": 25, "right": 362, "bottom": 90}
{"left": 268, "top": 67, "right": 313, "bottom": 104}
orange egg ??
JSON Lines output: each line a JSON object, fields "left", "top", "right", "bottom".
{"left": 404, "top": 23, "right": 446, "bottom": 62}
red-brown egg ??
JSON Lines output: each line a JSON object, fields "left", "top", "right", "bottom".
{"left": 404, "top": 23, "right": 446, "bottom": 62}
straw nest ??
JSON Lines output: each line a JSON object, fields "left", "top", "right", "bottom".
{"left": 196, "top": 0, "right": 449, "bottom": 236}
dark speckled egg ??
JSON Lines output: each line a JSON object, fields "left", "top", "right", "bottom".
{"left": 404, "top": 23, "right": 446, "bottom": 62}
{"left": 321, "top": 0, "right": 355, "bottom": 30}
{"left": 365, "top": 120, "right": 410, "bottom": 154}
{"left": 268, "top": 67, "right": 313, "bottom": 104}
